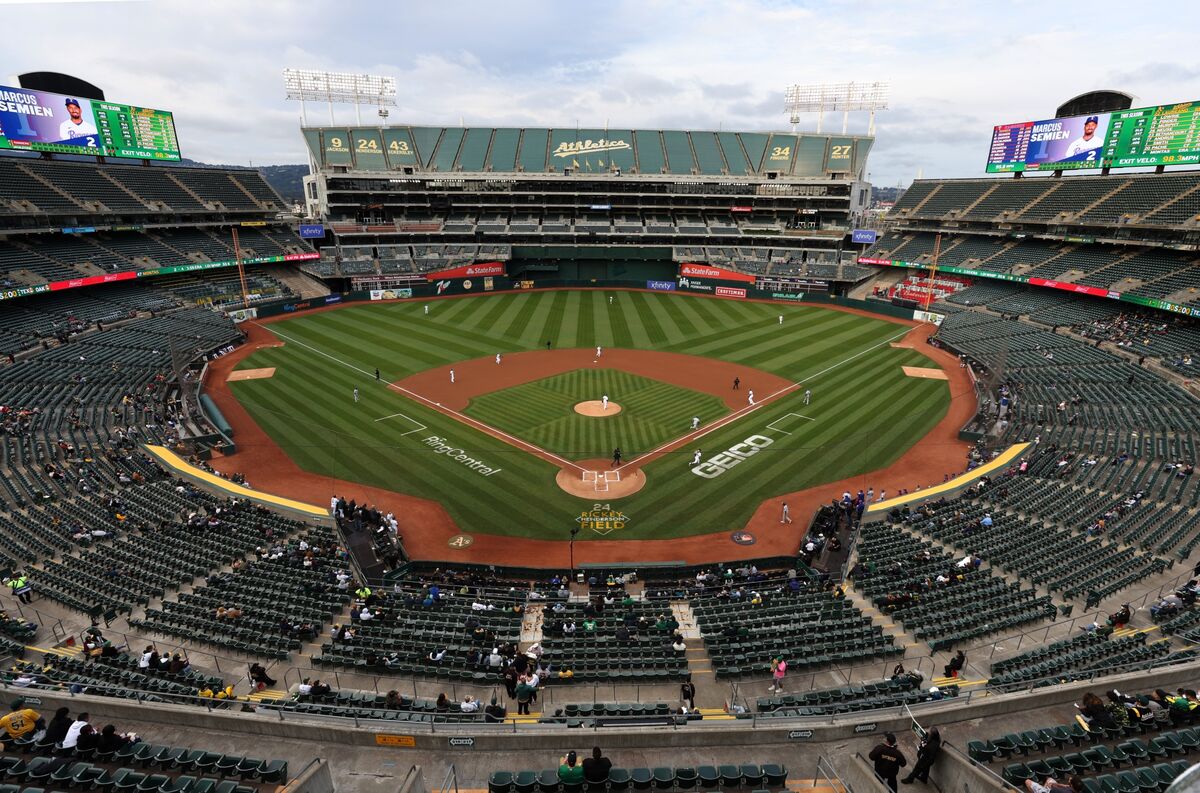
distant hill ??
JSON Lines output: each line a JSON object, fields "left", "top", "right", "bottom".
{"left": 178, "top": 158, "right": 308, "bottom": 205}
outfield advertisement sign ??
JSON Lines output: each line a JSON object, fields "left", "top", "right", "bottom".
{"left": 0, "top": 251, "right": 319, "bottom": 304}
{"left": 678, "top": 263, "right": 757, "bottom": 284}
{"left": 677, "top": 277, "right": 714, "bottom": 293}
{"left": 370, "top": 288, "right": 414, "bottom": 300}
{"left": 858, "top": 256, "right": 1200, "bottom": 319}
{"left": 715, "top": 286, "right": 747, "bottom": 298}
{"left": 424, "top": 262, "right": 505, "bottom": 281}
{"left": 851, "top": 229, "right": 878, "bottom": 244}
{"left": 646, "top": 280, "right": 676, "bottom": 291}
{"left": 770, "top": 291, "right": 806, "bottom": 301}
{"left": 299, "top": 223, "right": 325, "bottom": 239}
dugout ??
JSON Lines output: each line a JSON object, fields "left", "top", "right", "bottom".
{"left": 508, "top": 245, "right": 676, "bottom": 282}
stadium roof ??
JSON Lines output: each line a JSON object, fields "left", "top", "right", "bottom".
{"left": 303, "top": 126, "right": 872, "bottom": 179}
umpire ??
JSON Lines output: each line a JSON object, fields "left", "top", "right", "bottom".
{"left": 869, "top": 732, "right": 907, "bottom": 792}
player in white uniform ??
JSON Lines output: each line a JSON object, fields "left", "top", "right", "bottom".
{"left": 601, "top": 394, "right": 609, "bottom": 411}
{"left": 691, "top": 416, "right": 700, "bottom": 430}
{"left": 691, "top": 449, "right": 702, "bottom": 466}
{"left": 353, "top": 388, "right": 359, "bottom": 403}
{"left": 424, "top": 305, "right": 430, "bottom": 315}
{"left": 804, "top": 389, "right": 811, "bottom": 405}
{"left": 748, "top": 390, "right": 755, "bottom": 405}
{"left": 58, "top": 98, "right": 98, "bottom": 142}
{"left": 450, "top": 369, "right": 455, "bottom": 384}
{"left": 781, "top": 502, "right": 792, "bottom": 523}
{"left": 495, "top": 353, "right": 501, "bottom": 365}
{"left": 778, "top": 315, "right": 783, "bottom": 325}
{"left": 1064, "top": 116, "right": 1104, "bottom": 158}
{"left": 596, "top": 345, "right": 603, "bottom": 358}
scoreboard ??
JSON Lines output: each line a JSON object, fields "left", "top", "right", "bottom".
{"left": 986, "top": 99, "right": 1200, "bottom": 172}
{"left": 0, "top": 84, "right": 181, "bottom": 161}
{"left": 93, "top": 102, "right": 180, "bottom": 161}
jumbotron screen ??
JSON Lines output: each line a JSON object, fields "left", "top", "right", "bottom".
{"left": 986, "top": 100, "right": 1200, "bottom": 172}
{"left": 0, "top": 84, "right": 180, "bottom": 161}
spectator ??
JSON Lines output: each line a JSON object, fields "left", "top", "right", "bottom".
{"left": 385, "top": 690, "right": 403, "bottom": 710}
{"left": 62, "top": 712, "right": 91, "bottom": 752}
{"left": 769, "top": 655, "right": 787, "bottom": 693}
{"left": 869, "top": 732, "right": 907, "bottom": 792}
{"left": 559, "top": 751, "right": 585, "bottom": 783}
{"left": 460, "top": 695, "right": 479, "bottom": 713}
{"left": 1077, "top": 692, "right": 1116, "bottom": 731}
{"left": 1024, "top": 777, "right": 1084, "bottom": 793}
{"left": 943, "top": 650, "right": 965, "bottom": 679}
{"left": 43, "top": 707, "right": 72, "bottom": 745}
{"left": 435, "top": 693, "right": 450, "bottom": 712}
{"left": 680, "top": 678, "right": 696, "bottom": 710}
{"left": 483, "top": 697, "right": 507, "bottom": 723}
{"left": 515, "top": 677, "right": 535, "bottom": 716}
{"left": 0, "top": 700, "right": 41, "bottom": 744}
{"left": 96, "top": 724, "right": 137, "bottom": 754}
{"left": 248, "top": 663, "right": 276, "bottom": 690}
{"left": 901, "top": 727, "right": 941, "bottom": 784}
{"left": 583, "top": 746, "right": 612, "bottom": 783}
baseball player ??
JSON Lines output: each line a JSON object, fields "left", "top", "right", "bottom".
{"left": 691, "top": 449, "right": 702, "bottom": 466}
{"left": 609, "top": 295, "right": 613, "bottom": 305}
{"left": 748, "top": 390, "right": 755, "bottom": 405}
{"left": 691, "top": 416, "right": 700, "bottom": 430}
{"left": 450, "top": 369, "right": 455, "bottom": 384}
{"left": 602, "top": 394, "right": 609, "bottom": 411}
{"left": 596, "top": 345, "right": 603, "bottom": 358}
{"left": 781, "top": 502, "right": 792, "bottom": 524}
{"left": 778, "top": 315, "right": 783, "bottom": 325}
{"left": 375, "top": 368, "right": 380, "bottom": 381}
{"left": 353, "top": 388, "right": 359, "bottom": 403}
{"left": 804, "top": 389, "right": 811, "bottom": 405}
{"left": 495, "top": 353, "right": 502, "bottom": 365}
{"left": 424, "top": 305, "right": 429, "bottom": 315}
{"left": 611, "top": 447, "right": 622, "bottom": 467}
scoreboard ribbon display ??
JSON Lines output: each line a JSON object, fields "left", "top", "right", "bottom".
{"left": 987, "top": 100, "right": 1200, "bottom": 172}
{"left": 0, "top": 84, "right": 180, "bottom": 161}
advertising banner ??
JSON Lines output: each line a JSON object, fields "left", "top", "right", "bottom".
{"left": 913, "top": 310, "right": 946, "bottom": 325}
{"left": 646, "top": 280, "right": 676, "bottom": 291}
{"left": 715, "top": 286, "right": 747, "bottom": 298}
{"left": 677, "top": 276, "right": 715, "bottom": 293}
{"left": 851, "top": 229, "right": 879, "bottom": 245}
{"left": 227, "top": 307, "right": 259, "bottom": 323}
{"left": 423, "top": 261, "right": 506, "bottom": 281}
{"left": 370, "top": 288, "right": 414, "bottom": 300}
{"left": 299, "top": 223, "right": 325, "bottom": 239}
{"left": 678, "top": 263, "right": 757, "bottom": 284}
{"left": 0, "top": 84, "right": 180, "bottom": 160}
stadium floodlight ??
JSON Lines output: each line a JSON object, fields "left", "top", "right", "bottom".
{"left": 784, "top": 81, "right": 889, "bottom": 135}
{"left": 283, "top": 69, "right": 397, "bottom": 126}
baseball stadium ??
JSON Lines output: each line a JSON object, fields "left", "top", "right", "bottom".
{"left": 2, "top": 16, "right": 1200, "bottom": 793}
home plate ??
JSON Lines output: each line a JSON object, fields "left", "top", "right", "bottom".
{"left": 902, "top": 366, "right": 948, "bottom": 380}
{"left": 226, "top": 367, "right": 275, "bottom": 382}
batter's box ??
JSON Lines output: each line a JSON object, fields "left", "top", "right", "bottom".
{"left": 582, "top": 470, "right": 620, "bottom": 491}
{"left": 766, "top": 412, "right": 816, "bottom": 436}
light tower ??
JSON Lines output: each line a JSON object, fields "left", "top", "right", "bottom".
{"left": 784, "top": 81, "right": 890, "bottom": 135}
{"left": 283, "top": 69, "right": 397, "bottom": 126}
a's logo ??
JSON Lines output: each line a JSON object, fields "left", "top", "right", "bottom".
{"left": 731, "top": 530, "right": 756, "bottom": 545}
{"left": 436, "top": 280, "right": 451, "bottom": 295}
{"left": 577, "top": 503, "right": 629, "bottom": 536}
{"left": 692, "top": 435, "right": 774, "bottom": 479}
{"left": 462, "top": 279, "right": 473, "bottom": 291}
{"left": 552, "top": 138, "right": 631, "bottom": 158}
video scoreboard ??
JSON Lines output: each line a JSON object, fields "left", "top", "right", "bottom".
{"left": 0, "top": 84, "right": 181, "bottom": 161}
{"left": 987, "top": 100, "right": 1200, "bottom": 172}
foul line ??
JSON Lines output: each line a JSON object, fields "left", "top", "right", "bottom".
{"left": 616, "top": 325, "right": 914, "bottom": 470}
{"left": 253, "top": 322, "right": 588, "bottom": 474}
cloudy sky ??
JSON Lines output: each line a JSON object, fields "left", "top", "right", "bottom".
{"left": 4, "top": 0, "right": 1199, "bottom": 185}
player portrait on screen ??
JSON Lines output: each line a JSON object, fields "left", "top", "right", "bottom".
{"left": 57, "top": 98, "right": 98, "bottom": 142}
{"left": 1064, "top": 116, "right": 1104, "bottom": 158}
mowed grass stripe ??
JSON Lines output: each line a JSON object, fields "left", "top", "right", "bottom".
{"left": 623, "top": 292, "right": 656, "bottom": 348}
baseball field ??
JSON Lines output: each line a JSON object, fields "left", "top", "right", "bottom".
{"left": 221, "top": 290, "right": 953, "bottom": 543}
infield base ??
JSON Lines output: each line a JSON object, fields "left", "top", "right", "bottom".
{"left": 574, "top": 400, "right": 623, "bottom": 416}
{"left": 556, "top": 458, "right": 646, "bottom": 499}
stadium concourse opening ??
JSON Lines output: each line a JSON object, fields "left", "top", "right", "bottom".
{"left": 507, "top": 245, "right": 677, "bottom": 282}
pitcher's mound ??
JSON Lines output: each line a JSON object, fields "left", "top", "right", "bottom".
{"left": 556, "top": 459, "right": 646, "bottom": 499}
{"left": 574, "top": 400, "right": 622, "bottom": 416}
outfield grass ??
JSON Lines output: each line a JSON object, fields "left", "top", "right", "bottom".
{"left": 228, "top": 291, "right": 950, "bottom": 540}
{"left": 464, "top": 369, "right": 728, "bottom": 461}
